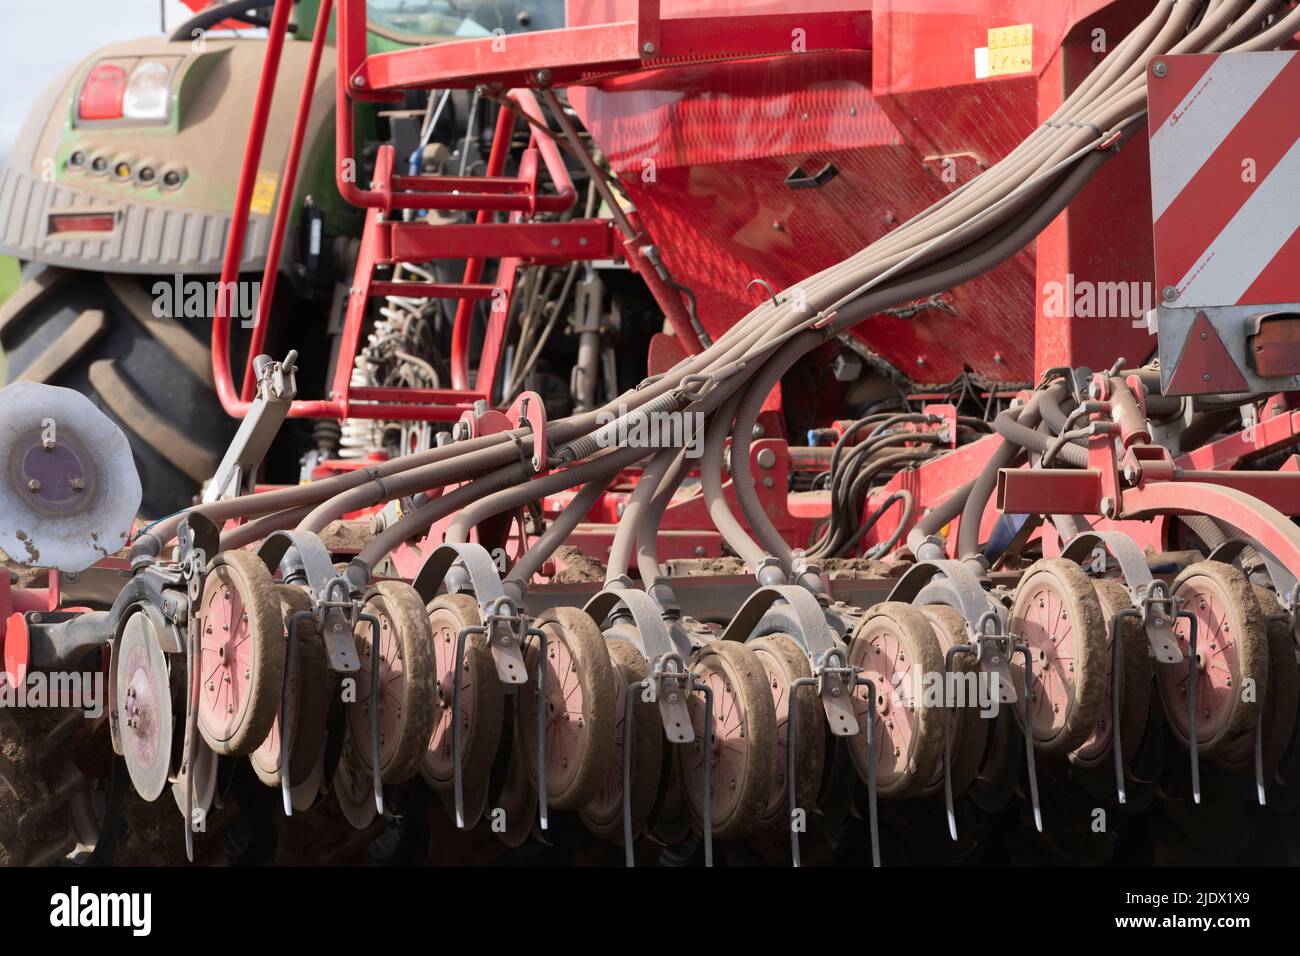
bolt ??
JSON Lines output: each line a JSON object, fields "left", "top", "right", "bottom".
{"left": 27, "top": 479, "right": 40, "bottom": 493}
{"left": 1203, "top": 373, "right": 1211, "bottom": 383}
{"left": 641, "top": 41, "right": 656, "bottom": 55}
{"left": 695, "top": 546, "right": 705, "bottom": 557}
{"left": 535, "top": 68, "right": 552, "bottom": 84}
{"left": 1153, "top": 60, "right": 1168, "bottom": 77}
{"left": 69, "top": 476, "right": 85, "bottom": 492}
{"left": 352, "top": 75, "right": 366, "bottom": 88}
{"left": 756, "top": 448, "right": 777, "bottom": 469}
{"left": 1162, "top": 285, "right": 1178, "bottom": 302}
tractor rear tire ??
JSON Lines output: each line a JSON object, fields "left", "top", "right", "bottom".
{"left": 0, "top": 264, "right": 236, "bottom": 518}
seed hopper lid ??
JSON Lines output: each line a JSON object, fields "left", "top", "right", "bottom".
{"left": 0, "top": 381, "right": 142, "bottom": 572}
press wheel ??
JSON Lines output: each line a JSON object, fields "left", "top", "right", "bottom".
{"left": 1156, "top": 561, "right": 1268, "bottom": 757}
{"left": 518, "top": 607, "right": 616, "bottom": 810}
{"left": 578, "top": 638, "right": 662, "bottom": 841}
{"left": 846, "top": 602, "right": 945, "bottom": 799}
{"left": 349, "top": 581, "right": 437, "bottom": 785}
{"left": 1008, "top": 558, "right": 1107, "bottom": 755}
{"left": 116, "top": 609, "right": 174, "bottom": 802}
{"left": 251, "top": 586, "right": 331, "bottom": 788}
{"left": 681, "top": 639, "right": 777, "bottom": 841}
{"left": 748, "top": 633, "right": 823, "bottom": 828}
{"left": 196, "top": 550, "right": 284, "bottom": 756}
{"left": 332, "top": 729, "right": 377, "bottom": 831}
{"left": 1071, "top": 579, "right": 1153, "bottom": 769}
{"left": 919, "top": 604, "right": 987, "bottom": 800}
{"left": 1219, "top": 586, "right": 1296, "bottom": 776}
{"left": 421, "top": 593, "right": 504, "bottom": 827}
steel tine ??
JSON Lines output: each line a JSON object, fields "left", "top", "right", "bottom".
{"left": 854, "top": 676, "right": 881, "bottom": 867}
{"left": 362, "top": 613, "right": 384, "bottom": 815}
{"left": 1177, "top": 611, "right": 1201, "bottom": 804}
{"left": 1111, "top": 609, "right": 1140, "bottom": 805}
{"left": 942, "top": 645, "right": 973, "bottom": 842}
{"left": 694, "top": 679, "right": 715, "bottom": 868}
{"left": 1013, "top": 643, "right": 1043, "bottom": 833}
{"left": 527, "top": 627, "right": 550, "bottom": 831}
{"left": 280, "top": 611, "right": 311, "bottom": 817}
{"left": 623, "top": 678, "right": 647, "bottom": 868}
{"left": 451, "top": 625, "right": 478, "bottom": 828}
{"left": 788, "top": 676, "right": 817, "bottom": 867}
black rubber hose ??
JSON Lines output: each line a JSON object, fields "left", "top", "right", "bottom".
{"left": 170, "top": 0, "right": 281, "bottom": 41}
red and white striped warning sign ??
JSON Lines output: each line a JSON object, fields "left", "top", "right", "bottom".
{"left": 1148, "top": 51, "right": 1300, "bottom": 309}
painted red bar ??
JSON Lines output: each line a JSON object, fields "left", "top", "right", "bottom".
{"left": 996, "top": 468, "right": 1104, "bottom": 516}
{"left": 384, "top": 221, "right": 619, "bottom": 263}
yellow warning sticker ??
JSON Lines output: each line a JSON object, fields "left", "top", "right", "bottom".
{"left": 250, "top": 170, "right": 279, "bottom": 216}
{"left": 987, "top": 24, "right": 1034, "bottom": 77}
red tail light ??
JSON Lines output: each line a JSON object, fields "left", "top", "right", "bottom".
{"left": 78, "top": 63, "right": 128, "bottom": 121}
{"left": 47, "top": 212, "right": 117, "bottom": 235}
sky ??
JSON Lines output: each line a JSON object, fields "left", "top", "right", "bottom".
{"left": 0, "top": 1, "right": 196, "bottom": 163}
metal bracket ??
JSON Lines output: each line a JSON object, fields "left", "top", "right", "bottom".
{"left": 413, "top": 542, "right": 527, "bottom": 684}
{"left": 203, "top": 351, "right": 298, "bottom": 503}
{"left": 721, "top": 584, "right": 858, "bottom": 735}
{"left": 585, "top": 585, "right": 695, "bottom": 741}
{"left": 1061, "top": 530, "right": 1182, "bottom": 663}
{"left": 257, "top": 530, "right": 362, "bottom": 673}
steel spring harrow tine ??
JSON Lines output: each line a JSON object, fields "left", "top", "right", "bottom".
{"left": 854, "top": 676, "right": 881, "bottom": 867}
{"left": 361, "top": 612, "right": 384, "bottom": 815}
{"left": 1012, "top": 643, "right": 1043, "bottom": 833}
{"left": 1111, "top": 608, "right": 1142, "bottom": 805}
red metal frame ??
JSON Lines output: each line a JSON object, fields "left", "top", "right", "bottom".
{"left": 202, "top": 0, "right": 1300, "bottom": 574}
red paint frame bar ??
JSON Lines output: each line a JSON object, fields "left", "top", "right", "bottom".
{"left": 381, "top": 220, "right": 618, "bottom": 263}
{"left": 996, "top": 468, "right": 1104, "bottom": 516}
{"left": 350, "top": 12, "right": 872, "bottom": 92}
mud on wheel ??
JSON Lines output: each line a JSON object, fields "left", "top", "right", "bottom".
{"left": 748, "top": 632, "right": 824, "bottom": 827}
{"left": 846, "top": 602, "right": 945, "bottom": 799}
{"left": 578, "top": 638, "right": 662, "bottom": 841}
{"left": 1070, "top": 579, "right": 1153, "bottom": 770}
{"left": 680, "top": 639, "right": 776, "bottom": 840}
{"left": 1008, "top": 558, "right": 1107, "bottom": 755}
{"left": 919, "top": 604, "right": 987, "bottom": 800}
{"left": 196, "top": 551, "right": 284, "bottom": 756}
{"left": 349, "top": 581, "right": 437, "bottom": 785}
{"left": 1155, "top": 561, "right": 1269, "bottom": 758}
{"left": 251, "top": 586, "right": 332, "bottom": 788}
{"left": 518, "top": 607, "right": 616, "bottom": 811}
{"left": 421, "top": 593, "right": 504, "bottom": 826}
{"left": 1217, "top": 586, "right": 1299, "bottom": 778}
